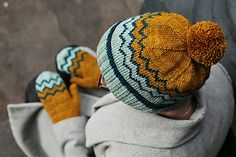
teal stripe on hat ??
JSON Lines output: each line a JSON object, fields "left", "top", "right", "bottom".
{"left": 97, "top": 13, "right": 189, "bottom": 112}
{"left": 101, "top": 21, "right": 173, "bottom": 111}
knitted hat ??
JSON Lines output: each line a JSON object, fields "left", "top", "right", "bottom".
{"left": 97, "top": 12, "right": 226, "bottom": 113}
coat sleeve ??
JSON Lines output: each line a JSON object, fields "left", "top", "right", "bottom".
{"left": 53, "top": 116, "right": 92, "bottom": 157}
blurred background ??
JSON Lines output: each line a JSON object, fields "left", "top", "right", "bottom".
{"left": 0, "top": 0, "right": 144, "bottom": 121}
{"left": 0, "top": 0, "right": 236, "bottom": 156}
{"left": 0, "top": 0, "right": 143, "bottom": 156}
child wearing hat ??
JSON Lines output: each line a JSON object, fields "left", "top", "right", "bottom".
{"left": 35, "top": 12, "right": 234, "bottom": 157}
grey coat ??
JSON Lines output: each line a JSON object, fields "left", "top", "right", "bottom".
{"left": 8, "top": 64, "right": 234, "bottom": 157}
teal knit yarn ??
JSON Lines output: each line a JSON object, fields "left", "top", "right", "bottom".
{"left": 96, "top": 13, "right": 189, "bottom": 113}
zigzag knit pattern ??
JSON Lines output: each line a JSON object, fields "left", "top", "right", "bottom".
{"left": 97, "top": 12, "right": 209, "bottom": 112}
{"left": 35, "top": 71, "right": 81, "bottom": 123}
{"left": 56, "top": 46, "right": 97, "bottom": 75}
{"left": 35, "top": 71, "right": 66, "bottom": 100}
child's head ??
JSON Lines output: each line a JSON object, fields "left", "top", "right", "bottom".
{"left": 96, "top": 12, "right": 226, "bottom": 113}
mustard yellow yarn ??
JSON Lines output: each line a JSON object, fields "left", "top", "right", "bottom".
{"left": 96, "top": 11, "right": 226, "bottom": 112}
{"left": 131, "top": 12, "right": 224, "bottom": 97}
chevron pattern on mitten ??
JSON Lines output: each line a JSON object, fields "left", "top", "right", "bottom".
{"left": 35, "top": 71, "right": 80, "bottom": 123}
{"left": 56, "top": 46, "right": 97, "bottom": 75}
{"left": 36, "top": 72, "right": 66, "bottom": 100}
{"left": 56, "top": 46, "right": 102, "bottom": 88}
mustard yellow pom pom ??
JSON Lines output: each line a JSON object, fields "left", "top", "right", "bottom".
{"left": 187, "top": 21, "right": 226, "bottom": 67}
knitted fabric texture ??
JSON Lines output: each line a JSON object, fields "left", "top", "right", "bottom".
{"left": 35, "top": 71, "right": 80, "bottom": 123}
{"left": 97, "top": 12, "right": 226, "bottom": 112}
{"left": 57, "top": 46, "right": 101, "bottom": 88}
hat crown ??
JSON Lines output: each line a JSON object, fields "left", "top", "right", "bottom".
{"left": 97, "top": 12, "right": 226, "bottom": 112}
{"left": 142, "top": 12, "right": 190, "bottom": 50}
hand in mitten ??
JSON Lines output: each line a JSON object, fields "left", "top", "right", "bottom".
{"left": 35, "top": 71, "right": 80, "bottom": 123}
{"left": 56, "top": 46, "right": 101, "bottom": 88}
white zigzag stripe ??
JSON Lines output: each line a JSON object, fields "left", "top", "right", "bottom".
{"left": 57, "top": 47, "right": 73, "bottom": 72}
{"left": 35, "top": 72, "right": 63, "bottom": 93}
{"left": 57, "top": 47, "right": 79, "bottom": 73}
{"left": 63, "top": 47, "right": 80, "bottom": 73}
{"left": 36, "top": 78, "right": 62, "bottom": 93}
{"left": 111, "top": 17, "right": 172, "bottom": 104}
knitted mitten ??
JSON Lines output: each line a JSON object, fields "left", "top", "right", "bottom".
{"left": 56, "top": 46, "right": 101, "bottom": 88}
{"left": 35, "top": 71, "right": 80, "bottom": 123}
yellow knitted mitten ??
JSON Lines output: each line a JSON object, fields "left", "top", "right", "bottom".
{"left": 56, "top": 46, "right": 101, "bottom": 88}
{"left": 35, "top": 71, "right": 80, "bottom": 123}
